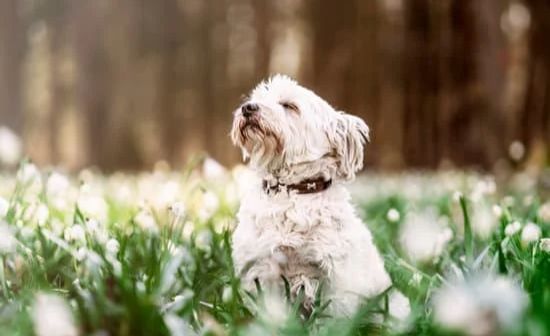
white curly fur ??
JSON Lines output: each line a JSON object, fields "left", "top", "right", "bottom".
{"left": 230, "top": 75, "right": 392, "bottom": 316}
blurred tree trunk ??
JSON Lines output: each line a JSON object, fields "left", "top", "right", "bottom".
{"left": 352, "top": 0, "right": 380, "bottom": 167}
{"left": 72, "top": 2, "right": 110, "bottom": 168}
{"left": 309, "top": 0, "right": 356, "bottom": 105}
{"left": 0, "top": 0, "right": 24, "bottom": 132}
{"left": 439, "top": 0, "right": 501, "bottom": 168}
{"left": 403, "top": 0, "right": 440, "bottom": 167}
{"left": 522, "top": 0, "right": 550, "bottom": 165}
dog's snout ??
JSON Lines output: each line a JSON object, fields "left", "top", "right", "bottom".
{"left": 241, "top": 103, "right": 259, "bottom": 117}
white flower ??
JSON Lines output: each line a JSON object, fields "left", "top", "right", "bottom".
{"left": 32, "top": 293, "right": 78, "bottom": 336}
{"left": 388, "top": 291, "right": 411, "bottom": 321}
{"left": 539, "top": 202, "right": 550, "bottom": 222}
{"left": 195, "top": 229, "right": 212, "bottom": 251}
{"left": 399, "top": 211, "right": 453, "bottom": 262}
{"left": 46, "top": 172, "right": 70, "bottom": 197}
{"left": 433, "top": 274, "right": 527, "bottom": 336}
{"left": 0, "top": 222, "right": 16, "bottom": 254}
{"left": 471, "top": 203, "right": 498, "bottom": 238}
{"left": 452, "top": 191, "right": 464, "bottom": 202}
{"left": 0, "top": 197, "right": 9, "bottom": 218}
{"left": 492, "top": 205, "right": 503, "bottom": 218}
{"left": 135, "top": 210, "right": 158, "bottom": 233}
{"left": 222, "top": 286, "right": 233, "bottom": 303}
{"left": 260, "top": 291, "right": 289, "bottom": 325}
{"left": 539, "top": 238, "right": 550, "bottom": 253}
{"left": 163, "top": 314, "right": 195, "bottom": 336}
{"left": 151, "top": 180, "right": 180, "bottom": 209}
{"left": 504, "top": 221, "right": 522, "bottom": 236}
{"left": 168, "top": 201, "right": 186, "bottom": 219}
{"left": 202, "top": 157, "right": 226, "bottom": 180}
{"left": 35, "top": 204, "right": 49, "bottom": 226}
{"left": 17, "top": 163, "right": 40, "bottom": 184}
{"left": 0, "top": 126, "right": 22, "bottom": 166}
{"left": 386, "top": 208, "right": 400, "bottom": 222}
{"left": 106, "top": 238, "right": 120, "bottom": 255}
{"left": 85, "top": 219, "right": 100, "bottom": 232}
{"left": 64, "top": 225, "right": 86, "bottom": 243}
{"left": 77, "top": 193, "right": 108, "bottom": 222}
{"left": 509, "top": 140, "right": 525, "bottom": 161}
{"left": 521, "top": 222, "right": 541, "bottom": 245}
{"left": 198, "top": 191, "right": 219, "bottom": 220}
{"left": 75, "top": 247, "right": 88, "bottom": 261}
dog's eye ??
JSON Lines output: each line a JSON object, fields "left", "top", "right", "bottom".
{"left": 280, "top": 102, "right": 299, "bottom": 113}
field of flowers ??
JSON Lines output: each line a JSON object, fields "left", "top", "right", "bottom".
{"left": 0, "top": 159, "right": 549, "bottom": 336}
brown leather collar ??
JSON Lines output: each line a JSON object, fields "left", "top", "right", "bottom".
{"left": 262, "top": 177, "right": 332, "bottom": 195}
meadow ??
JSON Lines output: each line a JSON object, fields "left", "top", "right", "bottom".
{"left": 0, "top": 159, "right": 549, "bottom": 336}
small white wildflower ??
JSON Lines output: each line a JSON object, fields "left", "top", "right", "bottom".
{"left": 182, "top": 221, "right": 194, "bottom": 239}
{"left": 399, "top": 211, "right": 452, "bottom": 262}
{"left": 32, "top": 293, "right": 78, "bottom": 336}
{"left": 134, "top": 210, "right": 158, "bottom": 233}
{"left": 540, "top": 238, "right": 550, "bottom": 253}
{"left": 199, "top": 191, "right": 220, "bottom": 220}
{"left": 64, "top": 225, "right": 86, "bottom": 243}
{"left": 203, "top": 157, "right": 226, "bottom": 180}
{"left": 77, "top": 193, "right": 108, "bottom": 222}
{"left": 151, "top": 180, "right": 180, "bottom": 209}
{"left": 0, "top": 126, "right": 22, "bottom": 166}
{"left": 35, "top": 204, "right": 49, "bottom": 226}
{"left": 539, "top": 202, "right": 550, "bottom": 222}
{"left": 452, "top": 191, "right": 463, "bottom": 202}
{"left": 168, "top": 201, "right": 186, "bottom": 219}
{"left": 386, "top": 208, "right": 401, "bottom": 222}
{"left": 75, "top": 247, "right": 88, "bottom": 261}
{"left": 46, "top": 172, "right": 70, "bottom": 197}
{"left": 509, "top": 140, "right": 525, "bottom": 161}
{"left": 106, "top": 238, "right": 120, "bottom": 255}
{"left": 471, "top": 204, "right": 498, "bottom": 238}
{"left": 504, "top": 221, "right": 522, "bottom": 236}
{"left": 163, "top": 314, "right": 195, "bottom": 336}
{"left": 222, "top": 286, "right": 233, "bottom": 303}
{"left": 433, "top": 274, "right": 527, "bottom": 336}
{"left": 388, "top": 291, "right": 411, "bottom": 321}
{"left": 261, "top": 291, "right": 289, "bottom": 325}
{"left": 85, "top": 219, "right": 100, "bottom": 232}
{"left": 195, "top": 229, "right": 212, "bottom": 251}
{"left": 0, "top": 222, "right": 16, "bottom": 254}
{"left": 17, "top": 162, "right": 40, "bottom": 184}
{"left": 492, "top": 205, "right": 503, "bottom": 218}
{"left": 521, "top": 222, "right": 541, "bottom": 245}
{"left": 0, "top": 197, "right": 9, "bottom": 218}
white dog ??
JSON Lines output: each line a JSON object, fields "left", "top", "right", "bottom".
{"left": 230, "top": 75, "right": 392, "bottom": 316}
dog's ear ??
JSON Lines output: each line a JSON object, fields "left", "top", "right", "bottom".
{"left": 325, "top": 112, "right": 370, "bottom": 180}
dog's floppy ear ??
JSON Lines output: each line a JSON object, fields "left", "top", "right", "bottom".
{"left": 325, "top": 112, "right": 370, "bottom": 181}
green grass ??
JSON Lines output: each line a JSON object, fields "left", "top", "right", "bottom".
{"left": 0, "top": 162, "right": 549, "bottom": 336}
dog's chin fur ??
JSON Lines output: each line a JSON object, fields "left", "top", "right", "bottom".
{"left": 231, "top": 75, "right": 392, "bottom": 316}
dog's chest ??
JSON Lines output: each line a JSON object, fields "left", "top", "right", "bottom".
{"left": 241, "top": 193, "right": 347, "bottom": 262}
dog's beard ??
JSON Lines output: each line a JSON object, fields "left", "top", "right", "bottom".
{"left": 231, "top": 116, "right": 284, "bottom": 168}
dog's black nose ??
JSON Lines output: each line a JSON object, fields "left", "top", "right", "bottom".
{"left": 241, "top": 103, "right": 259, "bottom": 117}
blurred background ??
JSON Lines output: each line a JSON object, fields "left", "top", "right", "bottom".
{"left": 0, "top": 0, "right": 548, "bottom": 172}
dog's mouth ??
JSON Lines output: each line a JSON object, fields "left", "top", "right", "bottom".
{"left": 230, "top": 114, "right": 284, "bottom": 160}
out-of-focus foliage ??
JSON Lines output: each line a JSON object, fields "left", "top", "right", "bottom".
{"left": 0, "top": 160, "right": 549, "bottom": 335}
{"left": 0, "top": 0, "right": 549, "bottom": 171}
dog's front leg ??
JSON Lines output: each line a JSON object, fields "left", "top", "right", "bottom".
{"left": 238, "top": 256, "right": 284, "bottom": 294}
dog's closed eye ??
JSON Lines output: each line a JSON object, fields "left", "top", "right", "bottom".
{"left": 280, "top": 101, "right": 299, "bottom": 113}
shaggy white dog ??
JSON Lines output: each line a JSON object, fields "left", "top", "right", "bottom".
{"left": 230, "top": 74, "right": 392, "bottom": 316}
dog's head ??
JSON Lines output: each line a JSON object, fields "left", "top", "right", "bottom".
{"left": 231, "top": 74, "right": 369, "bottom": 181}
